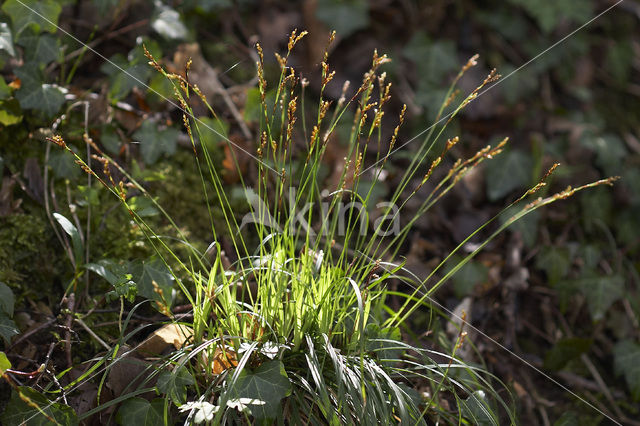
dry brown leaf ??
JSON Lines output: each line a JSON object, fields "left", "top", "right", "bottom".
{"left": 135, "top": 323, "right": 193, "bottom": 357}
{"left": 221, "top": 134, "right": 251, "bottom": 184}
{"left": 63, "top": 367, "right": 99, "bottom": 417}
{"left": 210, "top": 345, "right": 238, "bottom": 375}
{"left": 8, "top": 78, "right": 21, "bottom": 90}
{"left": 106, "top": 346, "right": 154, "bottom": 398}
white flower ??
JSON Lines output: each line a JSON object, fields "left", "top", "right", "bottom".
{"left": 179, "top": 401, "right": 218, "bottom": 424}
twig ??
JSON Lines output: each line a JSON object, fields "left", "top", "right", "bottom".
{"left": 45, "top": 19, "right": 149, "bottom": 75}
{"left": 213, "top": 73, "right": 253, "bottom": 141}
{"left": 556, "top": 370, "right": 625, "bottom": 398}
{"left": 580, "top": 354, "right": 626, "bottom": 421}
{"left": 557, "top": 308, "right": 627, "bottom": 421}
{"left": 582, "top": 390, "right": 625, "bottom": 425}
{"left": 8, "top": 317, "right": 57, "bottom": 350}
{"left": 521, "top": 372, "right": 551, "bottom": 426}
{"left": 622, "top": 298, "right": 640, "bottom": 331}
{"left": 74, "top": 318, "right": 110, "bottom": 351}
{"left": 33, "top": 342, "right": 56, "bottom": 387}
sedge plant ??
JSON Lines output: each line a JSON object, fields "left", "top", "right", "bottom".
{"left": 45, "top": 30, "right": 618, "bottom": 425}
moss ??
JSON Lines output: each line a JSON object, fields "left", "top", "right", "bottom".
{"left": 0, "top": 212, "right": 69, "bottom": 297}
{"left": 86, "top": 194, "right": 153, "bottom": 263}
{"left": 150, "top": 150, "right": 240, "bottom": 252}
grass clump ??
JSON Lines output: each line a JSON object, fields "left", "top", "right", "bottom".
{"left": 32, "top": 30, "right": 618, "bottom": 425}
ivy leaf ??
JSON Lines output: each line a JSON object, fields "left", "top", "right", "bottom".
{"left": 14, "top": 63, "right": 66, "bottom": 117}
{"left": 0, "top": 75, "right": 11, "bottom": 99}
{"left": 506, "top": 0, "right": 592, "bottom": 34}
{"left": 616, "top": 208, "right": 640, "bottom": 248}
{"left": 100, "top": 124, "right": 122, "bottom": 155}
{"left": 485, "top": 148, "right": 533, "bottom": 201}
{"left": 500, "top": 206, "right": 540, "bottom": 247}
{"left": 0, "top": 315, "right": 19, "bottom": 345}
{"left": 133, "top": 120, "right": 179, "bottom": 165}
{"left": 578, "top": 244, "right": 601, "bottom": 270}
{"left": 17, "top": 30, "right": 60, "bottom": 64}
{"left": 580, "top": 134, "right": 626, "bottom": 177}
{"left": 1, "top": 386, "right": 79, "bottom": 426}
{"left": 580, "top": 188, "right": 613, "bottom": 233}
{"left": 499, "top": 63, "right": 538, "bottom": 104}
{"left": 157, "top": 367, "right": 195, "bottom": 405}
{"left": 147, "top": 72, "right": 174, "bottom": 105}
{"left": 86, "top": 260, "right": 124, "bottom": 285}
{"left": 403, "top": 33, "right": 458, "bottom": 85}
{"left": 606, "top": 40, "right": 633, "bottom": 84}
{"left": 0, "top": 22, "right": 16, "bottom": 57}
{"left": 403, "top": 34, "right": 458, "bottom": 117}
{"left": 86, "top": 260, "right": 137, "bottom": 302}
{"left": 315, "top": 0, "right": 369, "bottom": 38}
{"left": 445, "top": 258, "right": 488, "bottom": 298}
{"left": 129, "top": 258, "right": 174, "bottom": 306}
{"left": 0, "top": 281, "right": 15, "bottom": 317}
{"left": 101, "top": 40, "right": 160, "bottom": 101}
{"left": 14, "top": 62, "right": 41, "bottom": 90}
{"left": 91, "top": 0, "right": 120, "bottom": 17}
{"left": 544, "top": 338, "right": 592, "bottom": 371}
{"left": 2, "top": 0, "right": 62, "bottom": 36}
{"left": 196, "top": 116, "right": 229, "bottom": 152}
{"left": 105, "top": 62, "right": 151, "bottom": 101}
{"left": 0, "top": 98, "right": 23, "bottom": 125}
{"left": 477, "top": 9, "right": 528, "bottom": 42}
{"left": 231, "top": 360, "right": 291, "bottom": 420}
{"left": 580, "top": 273, "right": 624, "bottom": 321}
{"left": 535, "top": 246, "right": 571, "bottom": 286}
{"left": 48, "top": 148, "right": 81, "bottom": 179}
{"left": 614, "top": 340, "right": 640, "bottom": 401}
{"left": 116, "top": 398, "right": 164, "bottom": 426}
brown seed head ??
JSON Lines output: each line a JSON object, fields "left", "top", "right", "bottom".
{"left": 542, "top": 163, "right": 561, "bottom": 182}
{"left": 47, "top": 135, "right": 67, "bottom": 149}
{"left": 288, "top": 29, "right": 308, "bottom": 52}
{"left": 461, "top": 54, "right": 479, "bottom": 74}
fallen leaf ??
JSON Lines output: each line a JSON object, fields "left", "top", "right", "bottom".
{"left": 107, "top": 346, "right": 154, "bottom": 397}
{"left": 136, "top": 324, "right": 193, "bottom": 356}
{"left": 8, "top": 78, "right": 21, "bottom": 89}
{"left": 63, "top": 367, "right": 98, "bottom": 417}
{"left": 221, "top": 134, "right": 251, "bottom": 184}
{"left": 211, "top": 345, "right": 238, "bottom": 375}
